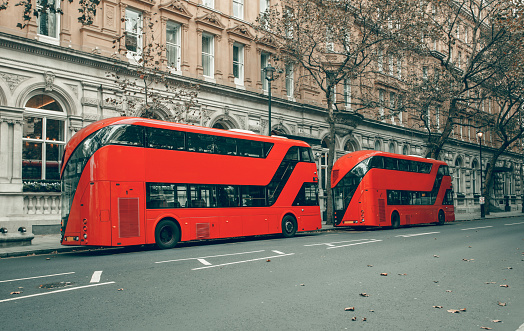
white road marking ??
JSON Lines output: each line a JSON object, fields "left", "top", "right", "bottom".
{"left": 0, "top": 282, "right": 115, "bottom": 303}
{"left": 505, "top": 221, "right": 524, "bottom": 226}
{"left": 272, "top": 250, "right": 285, "bottom": 255}
{"left": 461, "top": 226, "right": 493, "bottom": 231}
{"left": 90, "top": 271, "right": 103, "bottom": 283}
{"left": 304, "top": 239, "right": 376, "bottom": 247}
{"left": 155, "top": 250, "right": 265, "bottom": 264}
{"left": 192, "top": 253, "right": 295, "bottom": 270}
{"left": 197, "top": 259, "right": 212, "bottom": 266}
{"left": 327, "top": 240, "right": 383, "bottom": 249}
{"left": 0, "top": 272, "right": 75, "bottom": 284}
{"left": 396, "top": 232, "right": 440, "bottom": 238}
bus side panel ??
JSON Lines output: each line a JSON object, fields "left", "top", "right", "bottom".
{"left": 110, "top": 181, "right": 146, "bottom": 246}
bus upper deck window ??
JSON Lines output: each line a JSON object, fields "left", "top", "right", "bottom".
{"left": 107, "top": 125, "right": 144, "bottom": 146}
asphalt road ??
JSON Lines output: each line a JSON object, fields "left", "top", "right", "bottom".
{"left": 1, "top": 217, "right": 523, "bottom": 331}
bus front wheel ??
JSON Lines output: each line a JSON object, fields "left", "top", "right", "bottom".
{"left": 155, "top": 220, "right": 180, "bottom": 249}
{"left": 437, "top": 210, "right": 445, "bottom": 225}
{"left": 281, "top": 215, "right": 297, "bottom": 238}
{"left": 391, "top": 212, "right": 400, "bottom": 229}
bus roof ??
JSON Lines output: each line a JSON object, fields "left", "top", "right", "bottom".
{"left": 61, "top": 117, "right": 311, "bottom": 174}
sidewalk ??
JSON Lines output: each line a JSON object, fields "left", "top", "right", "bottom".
{"left": 1, "top": 210, "right": 522, "bottom": 258}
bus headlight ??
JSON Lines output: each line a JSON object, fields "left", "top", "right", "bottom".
{"left": 83, "top": 234, "right": 87, "bottom": 239}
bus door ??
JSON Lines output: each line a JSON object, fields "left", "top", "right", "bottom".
{"left": 111, "top": 182, "right": 145, "bottom": 246}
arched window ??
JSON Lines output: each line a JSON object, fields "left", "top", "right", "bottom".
{"left": 374, "top": 140, "right": 381, "bottom": 151}
{"left": 23, "top": 94, "right": 66, "bottom": 181}
{"left": 471, "top": 160, "right": 478, "bottom": 194}
{"left": 344, "top": 139, "right": 356, "bottom": 153}
{"left": 402, "top": 145, "right": 409, "bottom": 155}
{"left": 388, "top": 142, "right": 395, "bottom": 154}
{"left": 454, "top": 157, "right": 463, "bottom": 194}
{"left": 212, "top": 122, "right": 228, "bottom": 130}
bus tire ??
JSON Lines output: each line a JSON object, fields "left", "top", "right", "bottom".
{"left": 281, "top": 215, "right": 297, "bottom": 238}
{"left": 437, "top": 210, "right": 445, "bottom": 225}
{"left": 155, "top": 219, "right": 180, "bottom": 249}
{"left": 391, "top": 211, "right": 400, "bottom": 229}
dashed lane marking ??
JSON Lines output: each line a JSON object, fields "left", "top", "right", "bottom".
{"left": 0, "top": 272, "right": 75, "bottom": 284}
{"left": 197, "top": 259, "right": 212, "bottom": 266}
{"left": 461, "top": 226, "right": 493, "bottom": 231}
{"left": 505, "top": 221, "right": 524, "bottom": 226}
{"left": 395, "top": 232, "right": 440, "bottom": 238}
{"left": 326, "top": 239, "right": 382, "bottom": 249}
{"left": 90, "top": 271, "right": 103, "bottom": 283}
{"left": 0, "top": 282, "right": 115, "bottom": 303}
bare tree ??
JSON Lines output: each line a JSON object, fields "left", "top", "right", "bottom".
{"left": 256, "top": 0, "right": 428, "bottom": 224}
{"left": 106, "top": 13, "right": 199, "bottom": 122}
{"left": 399, "top": 0, "right": 524, "bottom": 160}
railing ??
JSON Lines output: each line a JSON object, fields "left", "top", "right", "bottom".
{"left": 23, "top": 192, "right": 61, "bottom": 215}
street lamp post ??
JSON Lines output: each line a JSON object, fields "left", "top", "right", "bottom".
{"left": 264, "top": 63, "right": 276, "bottom": 136}
{"left": 477, "top": 131, "right": 485, "bottom": 218}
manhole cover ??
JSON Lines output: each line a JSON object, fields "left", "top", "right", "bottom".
{"left": 39, "top": 282, "right": 74, "bottom": 289}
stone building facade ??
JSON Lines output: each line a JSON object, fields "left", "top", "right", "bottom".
{"left": 0, "top": 0, "right": 522, "bottom": 240}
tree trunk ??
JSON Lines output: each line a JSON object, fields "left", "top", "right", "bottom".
{"left": 325, "top": 90, "right": 336, "bottom": 225}
{"left": 428, "top": 100, "right": 457, "bottom": 160}
{"left": 484, "top": 143, "right": 509, "bottom": 215}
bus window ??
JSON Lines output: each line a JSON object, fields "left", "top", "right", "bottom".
{"left": 299, "top": 147, "right": 314, "bottom": 162}
{"left": 419, "top": 162, "right": 432, "bottom": 174}
{"left": 241, "top": 186, "right": 266, "bottom": 207}
{"left": 238, "top": 139, "right": 264, "bottom": 158}
{"left": 147, "top": 128, "right": 185, "bottom": 150}
{"left": 215, "top": 136, "right": 237, "bottom": 155}
{"left": 216, "top": 185, "right": 239, "bottom": 207}
{"left": 263, "top": 142, "right": 273, "bottom": 157}
{"left": 398, "top": 159, "right": 410, "bottom": 172}
{"left": 189, "top": 185, "right": 214, "bottom": 207}
{"left": 438, "top": 165, "right": 450, "bottom": 176}
{"left": 369, "top": 156, "right": 384, "bottom": 169}
{"left": 384, "top": 157, "right": 398, "bottom": 170}
{"left": 106, "top": 125, "right": 144, "bottom": 146}
{"left": 293, "top": 182, "right": 319, "bottom": 206}
{"left": 187, "top": 133, "right": 214, "bottom": 153}
{"left": 284, "top": 146, "right": 300, "bottom": 161}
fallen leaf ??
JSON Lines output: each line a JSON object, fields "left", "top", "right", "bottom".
{"left": 351, "top": 317, "right": 357, "bottom": 321}
{"left": 369, "top": 310, "right": 375, "bottom": 312}
{"left": 447, "top": 309, "right": 460, "bottom": 313}
{"left": 499, "top": 285, "right": 509, "bottom": 288}
{"left": 367, "top": 265, "right": 373, "bottom": 267}
{"left": 10, "top": 291, "right": 21, "bottom": 295}
{"left": 362, "top": 317, "right": 367, "bottom": 321}
{"left": 468, "top": 246, "right": 472, "bottom": 248}
{"left": 459, "top": 308, "right": 467, "bottom": 312}
{"left": 505, "top": 267, "right": 512, "bottom": 269}
{"left": 433, "top": 281, "right": 439, "bottom": 283}
{"left": 380, "top": 273, "right": 388, "bottom": 276}
{"left": 485, "top": 282, "right": 496, "bottom": 284}
{"left": 398, "top": 273, "right": 407, "bottom": 276}
{"left": 359, "top": 293, "right": 369, "bottom": 297}
{"left": 300, "top": 284, "right": 305, "bottom": 286}
{"left": 433, "top": 306, "right": 443, "bottom": 309}
{"left": 118, "top": 288, "right": 124, "bottom": 291}
{"left": 446, "top": 290, "right": 452, "bottom": 292}
{"left": 497, "top": 302, "right": 506, "bottom": 306}
{"left": 266, "top": 259, "right": 271, "bottom": 262}
{"left": 491, "top": 320, "right": 502, "bottom": 323}
{"left": 344, "top": 307, "right": 355, "bottom": 311}
{"left": 481, "top": 327, "right": 492, "bottom": 330}
{"left": 433, "top": 255, "right": 440, "bottom": 258}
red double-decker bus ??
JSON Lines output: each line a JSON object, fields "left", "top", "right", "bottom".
{"left": 332, "top": 150, "right": 455, "bottom": 228}
{"left": 60, "top": 117, "right": 321, "bottom": 249}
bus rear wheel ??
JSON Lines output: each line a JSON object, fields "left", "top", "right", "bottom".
{"left": 155, "top": 220, "right": 180, "bottom": 249}
{"left": 391, "top": 212, "right": 400, "bottom": 229}
{"left": 437, "top": 210, "right": 445, "bottom": 225}
{"left": 281, "top": 215, "right": 297, "bottom": 238}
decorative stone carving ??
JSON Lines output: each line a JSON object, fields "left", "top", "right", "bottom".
{"left": 0, "top": 72, "right": 31, "bottom": 92}
{"left": 195, "top": 12, "right": 225, "bottom": 31}
{"left": 65, "top": 83, "right": 79, "bottom": 98}
{"left": 44, "top": 71, "right": 55, "bottom": 91}
{"left": 81, "top": 97, "right": 99, "bottom": 107}
{"left": 227, "top": 24, "right": 255, "bottom": 41}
